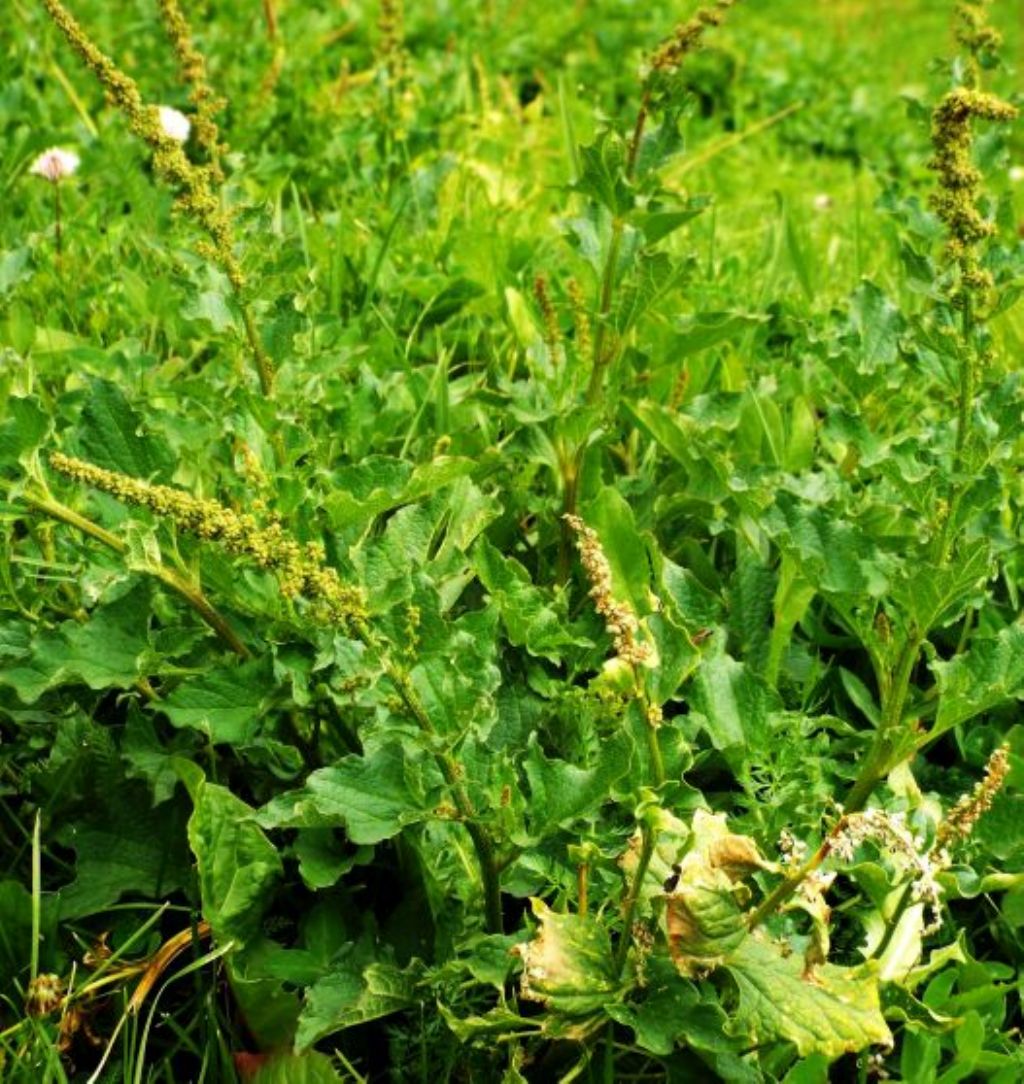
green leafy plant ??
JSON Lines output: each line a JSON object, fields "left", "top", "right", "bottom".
{"left": 1, "top": 0, "right": 1023, "bottom": 1080}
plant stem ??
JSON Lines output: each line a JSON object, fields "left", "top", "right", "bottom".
{"left": 53, "top": 180, "right": 63, "bottom": 259}
{"left": 870, "top": 880, "right": 915, "bottom": 961}
{"left": 613, "top": 825, "right": 654, "bottom": 974}
{"left": 746, "top": 834, "right": 833, "bottom": 931}
{"left": 239, "top": 301, "right": 275, "bottom": 400}
{"left": 843, "top": 632, "right": 923, "bottom": 815}
{"left": 561, "top": 97, "right": 651, "bottom": 555}
{"left": 22, "top": 491, "right": 251, "bottom": 659}
{"left": 359, "top": 626, "right": 504, "bottom": 934}
{"left": 31, "top": 811, "right": 41, "bottom": 981}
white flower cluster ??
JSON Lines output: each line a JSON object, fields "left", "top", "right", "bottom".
{"left": 828, "top": 809, "right": 944, "bottom": 935}
{"left": 27, "top": 104, "right": 189, "bottom": 187}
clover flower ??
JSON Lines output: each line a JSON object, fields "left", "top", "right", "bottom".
{"left": 157, "top": 105, "right": 191, "bottom": 143}
{"left": 29, "top": 147, "right": 80, "bottom": 183}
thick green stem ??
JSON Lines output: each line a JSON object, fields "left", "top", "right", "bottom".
{"left": 746, "top": 835, "right": 832, "bottom": 931}
{"left": 844, "top": 633, "right": 923, "bottom": 814}
{"left": 362, "top": 630, "right": 504, "bottom": 934}
{"left": 613, "top": 825, "right": 654, "bottom": 974}
{"left": 239, "top": 299, "right": 275, "bottom": 400}
{"left": 870, "top": 880, "right": 916, "bottom": 961}
{"left": 562, "top": 100, "right": 650, "bottom": 542}
{"left": 750, "top": 632, "right": 923, "bottom": 928}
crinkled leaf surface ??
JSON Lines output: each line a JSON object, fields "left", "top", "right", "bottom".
{"left": 0, "top": 580, "right": 152, "bottom": 703}
{"left": 931, "top": 623, "right": 1024, "bottom": 737}
{"left": 73, "top": 378, "right": 175, "bottom": 481}
{"left": 248, "top": 1052, "right": 344, "bottom": 1084}
{"left": 57, "top": 793, "right": 191, "bottom": 920}
{"left": 0, "top": 396, "right": 49, "bottom": 470}
{"left": 295, "top": 941, "right": 416, "bottom": 1049}
{"left": 473, "top": 537, "right": 588, "bottom": 661}
{"left": 256, "top": 741, "right": 431, "bottom": 844}
{"left": 726, "top": 937, "right": 891, "bottom": 1057}
{"left": 517, "top": 899, "right": 620, "bottom": 1015}
{"left": 523, "top": 731, "right": 633, "bottom": 839}
{"left": 188, "top": 780, "right": 282, "bottom": 946}
{"left": 161, "top": 656, "right": 275, "bottom": 744}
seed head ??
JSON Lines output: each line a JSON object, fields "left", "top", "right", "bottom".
{"left": 49, "top": 453, "right": 366, "bottom": 630}
{"left": 533, "top": 275, "right": 562, "bottom": 363}
{"left": 647, "top": 0, "right": 738, "bottom": 78}
{"left": 564, "top": 513, "right": 651, "bottom": 667}
{"left": 929, "top": 86, "right": 1016, "bottom": 295}
{"left": 934, "top": 743, "right": 1010, "bottom": 854}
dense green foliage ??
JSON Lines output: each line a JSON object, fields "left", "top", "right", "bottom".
{"left": 1, "top": 0, "right": 1023, "bottom": 1080}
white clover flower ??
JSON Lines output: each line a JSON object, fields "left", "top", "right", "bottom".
{"left": 813, "top": 193, "right": 833, "bottom": 212}
{"left": 29, "top": 147, "right": 80, "bottom": 183}
{"left": 158, "top": 106, "right": 191, "bottom": 143}
{"left": 1009, "top": 165, "right": 1024, "bottom": 184}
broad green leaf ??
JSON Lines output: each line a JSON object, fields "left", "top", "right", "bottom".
{"left": 73, "top": 379, "right": 175, "bottom": 480}
{"left": 670, "top": 311, "right": 768, "bottom": 357}
{"left": 633, "top": 206, "right": 705, "bottom": 244}
{"left": 516, "top": 899, "right": 620, "bottom": 1015}
{"left": 325, "top": 455, "right": 478, "bottom": 534}
{"left": 892, "top": 540, "right": 991, "bottom": 634}
{"left": 657, "top": 553, "right": 725, "bottom": 630}
{"left": 188, "top": 780, "right": 282, "bottom": 945}
{"left": 0, "top": 580, "right": 152, "bottom": 703}
{"left": 584, "top": 486, "right": 651, "bottom": 615}
{"left": 408, "top": 620, "right": 501, "bottom": 737}
{"left": 728, "top": 545, "right": 774, "bottom": 673}
{"left": 572, "top": 132, "right": 633, "bottom": 215}
{"left": 474, "top": 537, "right": 588, "bottom": 662}
{"left": 931, "top": 624, "right": 1024, "bottom": 737}
{"left": 0, "top": 396, "right": 49, "bottom": 470}
{"left": 293, "top": 830, "right": 371, "bottom": 890}
{"left": 726, "top": 937, "right": 891, "bottom": 1057}
{"left": 606, "top": 960, "right": 736, "bottom": 1057}
{"left": 439, "top": 1003, "right": 540, "bottom": 1043}
{"left": 248, "top": 1052, "right": 343, "bottom": 1084}
{"left": 614, "top": 250, "right": 688, "bottom": 334}
{"left": 57, "top": 786, "right": 191, "bottom": 920}
{"left": 689, "top": 647, "right": 778, "bottom": 753}
{"left": 523, "top": 731, "right": 633, "bottom": 838}
{"left": 256, "top": 741, "right": 431, "bottom": 845}
{"left": 160, "top": 656, "right": 275, "bottom": 745}
{"left": 849, "top": 281, "right": 903, "bottom": 370}
{"left": 295, "top": 943, "right": 416, "bottom": 1049}
{"left": 764, "top": 495, "right": 891, "bottom": 599}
